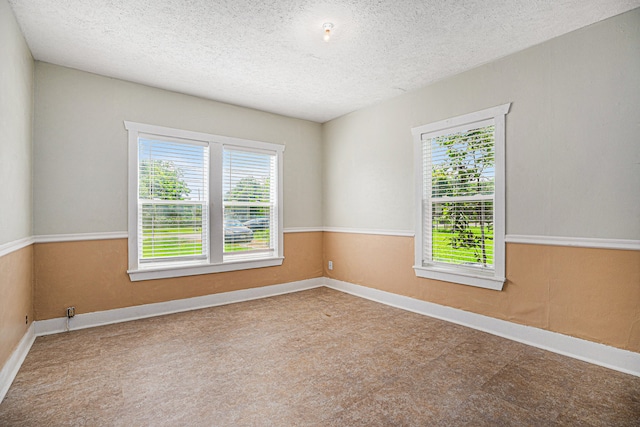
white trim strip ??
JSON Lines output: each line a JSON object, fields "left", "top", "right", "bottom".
{"left": 324, "top": 278, "right": 640, "bottom": 378}
{"left": 0, "top": 323, "right": 36, "bottom": 403}
{"left": 0, "top": 236, "right": 34, "bottom": 258}
{"left": 7, "top": 231, "right": 638, "bottom": 251}
{"left": 414, "top": 265, "right": 505, "bottom": 291}
{"left": 34, "top": 232, "right": 128, "bottom": 243}
{"left": 323, "top": 227, "right": 415, "bottom": 237}
{"left": 283, "top": 227, "right": 324, "bottom": 233}
{"left": 34, "top": 278, "right": 324, "bottom": 336}
{"left": 506, "top": 235, "right": 640, "bottom": 251}
{"left": 128, "top": 257, "right": 284, "bottom": 282}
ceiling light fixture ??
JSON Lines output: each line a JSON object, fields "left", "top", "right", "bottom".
{"left": 323, "top": 22, "right": 334, "bottom": 42}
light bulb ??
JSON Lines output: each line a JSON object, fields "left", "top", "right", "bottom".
{"left": 323, "top": 23, "right": 333, "bottom": 42}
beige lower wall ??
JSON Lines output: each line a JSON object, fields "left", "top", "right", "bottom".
{"left": 15, "top": 230, "right": 640, "bottom": 357}
{"left": 34, "top": 232, "right": 323, "bottom": 320}
{"left": 0, "top": 246, "right": 33, "bottom": 370}
{"left": 323, "top": 232, "right": 640, "bottom": 353}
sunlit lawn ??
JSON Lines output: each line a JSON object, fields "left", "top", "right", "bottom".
{"left": 223, "top": 229, "right": 270, "bottom": 253}
{"left": 143, "top": 225, "right": 491, "bottom": 263}
{"left": 142, "top": 227, "right": 271, "bottom": 257}
{"left": 432, "top": 227, "right": 494, "bottom": 265}
{"left": 142, "top": 236, "right": 202, "bottom": 258}
{"left": 143, "top": 226, "right": 202, "bottom": 234}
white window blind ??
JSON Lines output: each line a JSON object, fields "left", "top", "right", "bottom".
{"left": 223, "top": 147, "right": 277, "bottom": 259}
{"left": 138, "top": 136, "right": 209, "bottom": 263}
{"left": 423, "top": 124, "right": 495, "bottom": 271}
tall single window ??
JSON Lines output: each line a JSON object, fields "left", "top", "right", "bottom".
{"left": 412, "top": 104, "right": 510, "bottom": 290}
{"left": 126, "top": 122, "right": 284, "bottom": 281}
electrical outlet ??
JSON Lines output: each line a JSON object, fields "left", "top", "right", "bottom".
{"left": 66, "top": 307, "right": 75, "bottom": 318}
{"left": 328, "top": 260, "right": 333, "bottom": 270}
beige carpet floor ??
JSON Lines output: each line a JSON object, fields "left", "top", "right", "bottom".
{"left": 1, "top": 287, "right": 638, "bottom": 426}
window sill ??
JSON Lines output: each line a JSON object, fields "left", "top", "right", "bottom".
{"left": 413, "top": 265, "right": 505, "bottom": 291}
{"left": 128, "top": 257, "right": 284, "bottom": 281}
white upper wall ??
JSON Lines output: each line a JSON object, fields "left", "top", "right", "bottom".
{"left": 0, "top": 0, "right": 33, "bottom": 245}
{"left": 323, "top": 9, "right": 640, "bottom": 240}
{"left": 33, "top": 63, "right": 323, "bottom": 235}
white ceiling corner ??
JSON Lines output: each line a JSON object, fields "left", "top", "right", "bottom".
{"left": 7, "top": 0, "right": 640, "bottom": 123}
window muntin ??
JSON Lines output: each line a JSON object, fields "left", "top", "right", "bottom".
{"left": 125, "top": 122, "right": 284, "bottom": 281}
{"left": 412, "top": 104, "right": 510, "bottom": 290}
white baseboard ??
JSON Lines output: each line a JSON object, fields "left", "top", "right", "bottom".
{"left": 324, "top": 278, "right": 640, "bottom": 378}
{"left": 5, "top": 275, "right": 637, "bottom": 405}
{"left": 0, "top": 323, "right": 36, "bottom": 403}
{"left": 35, "top": 277, "right": 324, "bottom": 336}
{"left": 3, "top": 279, "right": 323, "bottom": 400}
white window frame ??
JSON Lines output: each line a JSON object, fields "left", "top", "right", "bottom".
{"left": 411, "top": 103, "right": 510, "bottom": 290}
{"left": 125, "top": 121, "right": 284, "bottom": 281}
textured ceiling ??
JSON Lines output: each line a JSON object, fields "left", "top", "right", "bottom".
{"left": 8, "top": 0, "right": 640, "bottom": 123}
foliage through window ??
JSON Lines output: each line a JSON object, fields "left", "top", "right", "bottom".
{"left": 412, "top": 104, "right": 510, "bottom": 290}
{"left": 428, "top": 125, "right": 495, "bottom": 268}
{"left": 126, "top": 122, "right": 284, "bottom": 281}
{"left": 138, "top": 139, "right": 208, "bottom": 261}
{"left": 223, "top": 149, "right": 276, "bottom": 257}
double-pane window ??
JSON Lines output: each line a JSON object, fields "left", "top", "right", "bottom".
{"left": 126, "top": 122, "right": 284, "bottom": 281}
